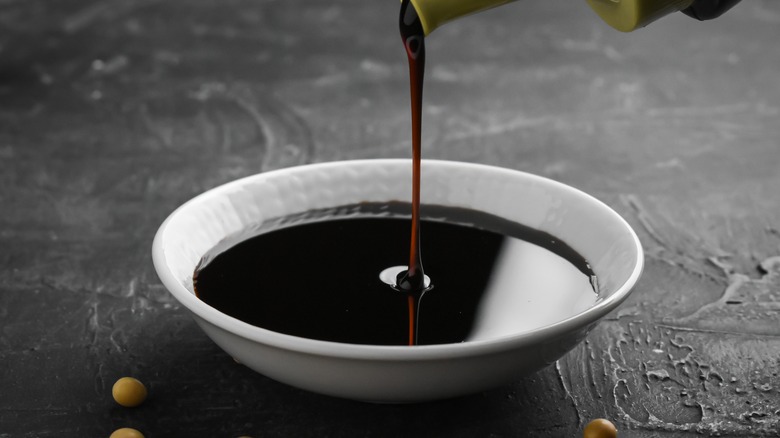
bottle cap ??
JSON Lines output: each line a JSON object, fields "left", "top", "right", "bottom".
{"left": 586, "top": 0, "right": 695, "bottom": 32}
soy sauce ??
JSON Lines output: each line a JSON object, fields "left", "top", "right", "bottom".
{"left": 395, "top": 0, "right": 428, "bottom": 344}
{"left": 194, "top": 203, "right": 598, "bottom": 346}
{"left": 397, "top": 0, "right": 427, "bottom": 294}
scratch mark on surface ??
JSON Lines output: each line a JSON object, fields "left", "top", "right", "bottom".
{"left": 139, "top": 103, "right": 173, "bottom": 148}
{"left": 256, "top": 92, "right": 315, "bottom": 169}
{"left": 677, "top": 271, "right": 749, "bottom": 322}
{"left": 644, "top": 103, "right": 752, "bottom": 118}
{"left": 124, "top": 278, "right": 137, "bottom": 298}
{"left": 86, "top": 300, "right": 99, "bottom": 346}
{"left": 230, "top": 96, "right": 276, "bottom": 171}
{"left": 62, "top": 0, "right": 159, "bottom": 34}
{"left": 109, "top": 330, "right": 124, "bottom": 353}
{"left": 644, "top": 253, "right": 726, "bottom": 286}
{"left": 95, "top": 362, "right": 106, "bottom": 396}
{"left": 187, "top": 82, "right": 315, "bottom": 170}
{"left": 621, "top": 194, "right": 668, "bottom": 249}
{"left": 62, "top": 1, "right": 113, "bottom": 33}
{"left": 555, "top": 360, "right": 582, "bottom": 427}
{"left": 655, "top": 324, "right": 780, "bottom": 339}
{"left": 759, "top": 256, "right": 780, "bottom": 272}
{"left": 674, "top": 255, "right": 780, "bottom": 336}
{"left": 585, "top": 343, "right": 603, "bottom": 401}
{"left": 444, "top": 114, "right": 553, "bottom": 142}
{"left": 216, "top": 110, "right": 233, "bottom": 154}
{"left": 90, "top": 56, "right": 129, "bottom": 76}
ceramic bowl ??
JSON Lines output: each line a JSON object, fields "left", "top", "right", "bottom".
{"left": 152, "top": 159, "right": 643, "bottom": 402}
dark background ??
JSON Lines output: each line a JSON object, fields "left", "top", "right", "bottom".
{"left": 1, "top": 0, "right": 779, "bottom": 436}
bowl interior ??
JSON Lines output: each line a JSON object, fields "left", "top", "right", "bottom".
{"left": 154, "top": 159, "right": 641, "bottom": 344}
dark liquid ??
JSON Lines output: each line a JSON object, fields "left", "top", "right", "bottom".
{"left": 397, "top": 0, "right": 427, "bottom": 344}
{"left": 194, "top": 204, "right": 598, "bottom": 346}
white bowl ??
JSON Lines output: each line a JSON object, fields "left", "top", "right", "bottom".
{"left": 152, "top": 159, "right": 643, "bottom": 402}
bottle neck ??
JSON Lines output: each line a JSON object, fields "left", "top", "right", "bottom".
{"left": 409, "top": 0, "right": 515, "bottom": 35}
{"left": 586, "top": 0, "right": 695, "bottom": 32}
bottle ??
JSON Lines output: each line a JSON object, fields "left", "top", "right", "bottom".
{"left": 407, "top": 0, "right": 742, "bottom": 35}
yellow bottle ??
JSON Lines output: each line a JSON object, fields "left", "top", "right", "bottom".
{"left": 586, "top": 0, "right": 741, "bottom": 32}
{"left": 408, "top": 0, "right": 742, "bottom": 35}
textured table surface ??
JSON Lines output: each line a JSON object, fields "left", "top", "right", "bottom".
{"left": 2, "top": 0, "right": 779, "bottom": 436}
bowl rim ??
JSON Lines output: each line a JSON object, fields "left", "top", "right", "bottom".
{"left": 152, "top": 159, "right": 643, "bottom": 361}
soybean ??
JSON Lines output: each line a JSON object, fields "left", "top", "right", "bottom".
{"left": 583, "top": 418, "right": 618, "bottom": 438}
{"left": 112, "top": 377, "right": 148, "bottom": 408}
{"left": 109, "top": 428, "right": 144, "bottom": 438}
